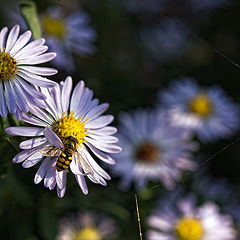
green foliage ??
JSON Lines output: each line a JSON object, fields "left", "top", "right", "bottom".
{"left": 19, "top": 0, "right": 42, "bottom": 39}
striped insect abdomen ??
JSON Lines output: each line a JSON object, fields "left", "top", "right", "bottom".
{"left": 56, "top": 151, "right": 73, "bottom": 172}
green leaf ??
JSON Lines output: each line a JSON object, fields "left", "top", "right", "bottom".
{"left": 19, "top": 0, "right": 42, "bottom": 39}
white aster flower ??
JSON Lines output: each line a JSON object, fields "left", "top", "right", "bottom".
{"left": 5, "top": 76, "right": 121, "bottom": 198}
{"left": 0, "top": 24, "right": 57, "bottom": 119}
{"left": 147, "top": 195, "right": 237, "bottom": 240}
{"left": 56, "top": 211, "right": 118, "bottom": 240}
{"left": 111, "top": 109, "right": 198, "bottom": 190}
{"left": 158, "top": 78, "right": 240, "bottom": 141}
{"left": 41, "top": 6, "right": 97, "bottom": 72}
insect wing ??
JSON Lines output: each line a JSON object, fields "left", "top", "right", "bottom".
{"left": 76, "top": 152, "right": 94, "bottom": 176}
{"left": 39, "top": 145, "right": 61, "bottom": 157}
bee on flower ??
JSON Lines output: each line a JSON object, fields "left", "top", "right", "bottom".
{"left": 41, "top": 6, "right": 97, "bottom": 72}
{"left": 110, "top": 109, "right": 198, "bottom": 190}
{"left": 56, "top": 211, "right": 118, "bottom": 240}
{"left": 147, "top": 195, "right": 237, "bottom": 240}
{"left": 158, "top": 78, "right": 240, "bottom": 142}
{"left": 0, "top": 24, "right": 57, "bottom": 119}
{"left": 5, "top": 76, "right": 121, "bottom": 198}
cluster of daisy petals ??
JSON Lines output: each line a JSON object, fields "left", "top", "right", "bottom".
{"left": 1, "top": 25, "right": 121, "bottom": 198}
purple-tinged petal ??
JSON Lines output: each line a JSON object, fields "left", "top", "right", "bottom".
{"left": 57, "top": 185, "right": 66, "bottom": 198}
{"left": 14, "top": 38, "right": 45, "bottom": 58}
{"left": 91, "top": 126, "right": 117, "bottom": 136}
{"left": 5, "top": 126, "right": 44, "bottom": 136}
{"left": 13, "top": 145, "right": 43, "bottom": 163}
{"left": 18, "top": 52, "right": 56, "bottom": 65}
{"left": 4, "top": 81, "right": 17, "bottom": 114}
{"left": 17, "top": 70, "right": 57, "bottom": 88}
{"left": 70, "top": 80, "right": 85, "bottom": 113}
{"left": 21, "top": 112, "right": 50, "bottom": 127}
{"left": 88, "top": 134, "right": 118, "bottom": 143}
{"left": 14, "top": 108, "right": 22, "bottom": 120}
{"left": 49, "top": 85, "right": 62, "bottom": 115}
{"left": 0, "top": 82, "right": 7, "bottom": 118}
{"left": 16, "top": 46, "right": 48, "bottom": 60}
{"left": 56, "top": 171, "right": 67, "bottom": 191}
{"left": 10, "top": 30, "right": 32, "bottom": 56}
{"left": 0, "top": 27, "right": 8, "bottom": 51}
{"left": 75, "top": 174, "right": 88, "bottom": 195}
{"left": 49, "top": 178, "right": 56, "bottom": 190}
{"left": 85, "top": 115, "right": 114, "bottom": 129}
{"left": 22, "top": 152, "right": 43, "bottom": 168}
{"left": 84, "top": 142, "right": 115, "bottom": 164}
{"left": 83, "top": 103, "right": 109, "bottom": 121}
{"left": 81, "top": 146, "right": 111, "bottom": 180}
{"left": 44, "top": 164, "right": 56, "bottom": 188}
{"left": 19, "top": 137, "right": 47, "bottom": 149}
{"left": 70, "top": 154, "right": 90, "bottom": 176}
{"left": 86, "top": 137, "right": 122, "bottom": 153}
{"left": 44, "top": 126, "right": 63, "bottom": 148}
{"left": 16, "top": 77, "right": 46, "bottom": 100}
{"left": 61, "top": 76, "right": 72, "bottom": 113}
{"left": 34, "top": 157, "right": 53, "bottom": 184}
{"left": 18, "top": 66, "right": 57, "bottom": 76}
{"left": 5, "top": 25, "right": 20, "bottom": 52}
{"left": 9, "top": 79, "right": 29, "bottom": 113}
{"left": 28, "top": 104, "right": 54, "bottom": 125}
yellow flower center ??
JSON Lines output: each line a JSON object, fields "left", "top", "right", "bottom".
{"left": 189, "top": 94, "right": 212, "bottom": 117}
{"left": 42, "top": 15, "right": 66, "bottom": 38}
{"left": 0, "top": 49, "right": 17, "bottom": 81}
{"left": 175, "top": 217, "right": 203, "bottom": 240}
{"left": 52, "top": 111, "right": 89, "bottom": 145}
{"left": 135, "top": 142, "right": 159, "bottom": 163}
{"left": 74, "top": 227, "right": 101, "bottom": 240}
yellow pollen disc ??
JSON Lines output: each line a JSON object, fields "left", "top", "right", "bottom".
{"left": 135, "top": 142, "right": 159, "bottom": 163}
{"left": 0, "top": 49, "right": 17, "bottom": 81}
{"left": 74, "top": 227, "right": 101, "bottom": 240}
{"left": 42, "top": 15, "right": 66, "bottom": 38}
{"left": 52, "top": 111, "right": 89, "bottom": 146}
{"left": 189, "top": 94, "right": 212, "bottom": 117}
{"left": 175, "top": 217, "right": 203, "bottom": 240}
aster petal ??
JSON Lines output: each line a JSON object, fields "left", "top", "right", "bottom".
{"left": 44, "top": 164, "right": 56, "bottom": 188}
{"left": 0, "top": 27, "right": 8, "bottom": 51}
{"left": 57, "top": 185, "right": 66, "bottom": 198}
{"left": 28, "top": 104, "right": 54, "bottom": 125}
{"left": 49, "top": 178, "right": 56, "bottom": 190}
{"left": 18, "top": 66, "right": 57, "bottom": 76}
{"left": 17, "top": 70, "right": 57, "bottom": 88}
{"left": 75, "top": 174, "right": 88, "bottom": 195}
{"left": 0, "top": 82, "right": 7, "bottom": 118}
{"left": 44, "top": 126, "right": 63, "bottom": 149}
{"left": 83, "top": 103, "right": 109, "bottom": 121}
{"left": 13, "top": 145, "right": 43, "bottom": 163}
{"left": 91, "top": 126, "right": 117, "bottom": 136}
{"left": 85, "top": 115, "right": 114, "bottom": 129}
{"left": 9, "top": 79, "right": 29, "bottom": 113}
{"left": 5, "top": 25, "right": 20, "bottom": 52}
{"left": 61, "top": 76, "right": 72, "bottom": 113}
{"left": 18, "top": 52, "right": 56, "bottom": 65}
{"left": 56, "top": 170, "right": 66, "bottom": 190}
{"left": 14, "top": 38, "right": 45, "bottom": 59}
{"left": 5, "top": 126, "right": 44, "bottom": 136}
{"left": 86, "top": 137, "right": 122, "bottom": 153}
{"left": 81, "top": 146, "right": 111, "bottom": 180}
{"left": 70, "top": 154, "right": 91, "bottom": 176}
{"left": 88, "top": 134, "right": 118, "bottom": 143}
{"left": 4, "top": 81, "right": 17, "bottom": 114}
{"left": 34, "top": 157, "right": 53, "bottom": 184}
{"left": 19, "top": 137, "right": 47, "bottom": 149}
{"left": 16, "top": 46, "right": 48, "bottom": 60}
{"left": 70, "top": 80, "right": 85, "bottom": 113}
{"left": 49, "top": 85, "right": 63, "bottom": 115}
{"left": 75, "top": 88, "right": 93, "bottom": 117}
{"left": 21, "top": 112, "right": 50, "bottom": 127}
{"left": 84, "top": 142, "right": 115, "bottom": 164}
{"left": 10, "top": 30, "right": 32, "bottom": 56}
{"left": 16, "top": 77, "right": 46, "bottom": 100}
{"left": 22, "top": 152, "right": 43, "bottom": 168}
